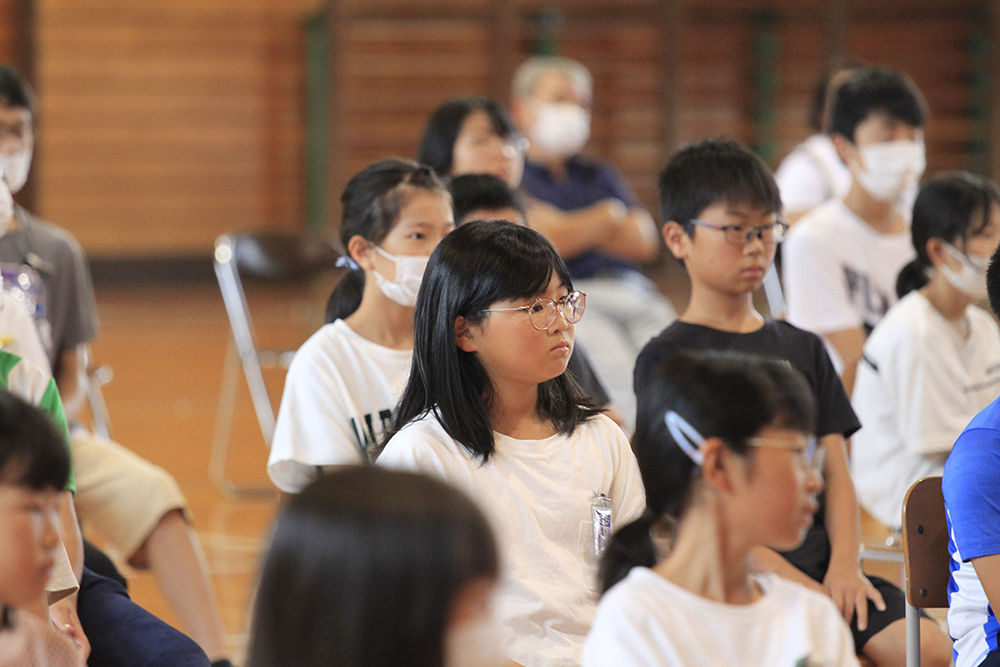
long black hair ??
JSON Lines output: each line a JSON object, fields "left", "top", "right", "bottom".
{"left": 417, "top": 97, "right": 519, "bottom": 176}
{"left": 599, "top": 351, "right": 815, "bottom": 593}
{"left": 246, "top": 467, "right": 498, "bottom": 667}
{"left": 0, "top": 389, "right": 69, "bottom": 491}
{"left": 385, "top": 220, "right": 599, "bottom": 462}
{"left": 896, "top": 171, "right": 1000, "bottom": 297}
{"left": 325, "top": 159, "right": 449, "bottom": 323}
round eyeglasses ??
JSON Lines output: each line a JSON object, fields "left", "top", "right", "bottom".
{"left": 690, "top": 219, "right": 789, "bottom": 247}
{"left": 480, "top": 291, "right": 586, "bottom": 331}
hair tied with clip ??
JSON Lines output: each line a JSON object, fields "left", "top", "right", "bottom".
{"left": 336, "top": 256, "right": 360, "bottom": 271}
{"left": 664, "top": 411, "right": 705, "bottom": 467}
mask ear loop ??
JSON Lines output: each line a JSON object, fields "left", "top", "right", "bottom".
{"left": 664, "top": 411, "right": 705, "bottom": 468}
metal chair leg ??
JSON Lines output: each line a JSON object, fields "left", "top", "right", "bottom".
{"left": 209, "top": 339, "right": 275, "bottom": 499}
{"left": 906, "top": 600, "right": 921, "bottom": 667}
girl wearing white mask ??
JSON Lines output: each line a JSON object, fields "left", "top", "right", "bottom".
{"left": 247, "top": 467, "right": 513, "bottom": 667}
{"left": 852, "top": 172, "right": 1000, "bottom": 531}
{"left": 267, "top": 159, "right": 454, "bottom": 494}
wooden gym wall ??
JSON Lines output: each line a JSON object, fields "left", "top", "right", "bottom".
{"left": 0, "top": 0, "right": 997, "bottom": 259}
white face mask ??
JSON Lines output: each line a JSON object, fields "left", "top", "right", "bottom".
{"left": 529, "top": 102, "right": 590, "bottom": 158}
{"left": 370, "top": 244, "right": 430, "bottom": 308}
{"left": 443, "top": 611, "right": 508, "bottom": 667}
{"left": 940, "top": 242, "right": 989, "bottom": 300}
{"left": 853, "top": 140, "right": 926, "bottom": 202}
{"left": 0, "top": 175, "right": 13, "bottom": 229}
{"left": 0, "top": 148, "right": 32, "bottom": 193}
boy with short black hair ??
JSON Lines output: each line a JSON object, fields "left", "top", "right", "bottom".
{"left": 635, "top": 138, "right": 952, "bottom": 666}
{"left": 783, "top": 67, "right": 928, "bottom": 392}
{"left": 448, "top": 173, "right": 527, "bottom": 226}
{"left": 943, "top": 242, "right": 1000, "bottom": 667}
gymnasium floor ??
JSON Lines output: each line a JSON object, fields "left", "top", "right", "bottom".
{"left": 85, "top": 271, "right": 910, "bottom": 663}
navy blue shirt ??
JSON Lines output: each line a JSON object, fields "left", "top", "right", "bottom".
{"left": 521, "top": 156, "right": 642, "bottom": 280}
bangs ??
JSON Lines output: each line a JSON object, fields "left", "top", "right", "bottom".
{"left": 450, "top": 221, "right": 572, "bottom": 316}
{"left": 0, "top": 448, "right": 68, "bottom": 491}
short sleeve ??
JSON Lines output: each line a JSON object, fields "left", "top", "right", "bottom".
{"left": 54, "top": 231, "right": 100, "bottom": 353}
{"left": 808, "top": 330, "right": 860, "bottom": 438}
{"left": 267, "top": 342, "right": 367, "bottom": 494}
{"left": 774, "top": 148, "right": 830, "bottom": 216}
{"left": 783, "top": 224, "right": 862, "bottom": 336}
{"left": 943, "top": 428, "right": 1000, "bottom": 561}
{"left": 605, "top": 418, "right": 646, "bottom": 524}
{"left": 376, "top": 423, "right": 453, "bottom": 482}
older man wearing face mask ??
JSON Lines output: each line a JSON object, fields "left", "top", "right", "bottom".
{"left": 511, "top": 56, "right": 675, "bottom": 432}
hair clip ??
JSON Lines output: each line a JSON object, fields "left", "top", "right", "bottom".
{"left": 664, "top": 411, "right": 704, "bottom": 467}
{"left": 336, "top": 256, "right": 360, "bottom": 270}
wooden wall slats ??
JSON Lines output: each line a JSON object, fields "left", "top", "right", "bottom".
{"left": 4, "top": 0, "right": 989, "bottom": 257}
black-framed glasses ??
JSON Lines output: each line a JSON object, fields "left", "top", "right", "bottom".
{"left": 481, "top": 290, "right": 587, "bottom": 331}
{"left": 690, "top": 219, "right": 789, "bottom": 246}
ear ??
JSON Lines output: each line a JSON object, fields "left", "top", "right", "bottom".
{"left": 347, "top": 235, "right": 375, "bottom": 271}
{"left": 699, "top": 438, "right": 739, "bottom": 495}
{"left": 925, "top": 237, "right": 952, "bottom": 268}
{"left": 831, "top": 133, "right": 856, "bottom": 168}
{"left": 662, "top": 221, "right": 691, "bottom": 260}
{"left": 454, "top": 315, "right": 478, "bottom": 353}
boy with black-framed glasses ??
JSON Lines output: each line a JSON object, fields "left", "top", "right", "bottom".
{"left": 633, "top": 137, "right": 952, "bottom": 667}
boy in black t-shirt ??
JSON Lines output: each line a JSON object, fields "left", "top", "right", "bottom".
{"left": 634, "top": 138, "right": 952, "bottom": 667}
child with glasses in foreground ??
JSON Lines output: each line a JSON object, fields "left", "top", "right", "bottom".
{"left": 633, "top": 138, "right": 952, "bottom": 666}
{"left": 586, "top": 351, "right": 856, "bottom": 666}
{"left": 378, "top": 220, "right": 645, "bottom": 667}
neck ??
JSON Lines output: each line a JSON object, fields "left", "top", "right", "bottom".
{"left": 654, "top": 492, "right": 759, "bottom": 605}
{"left": 526, "top": 148, "right": 569, "bottom": 181}
{"left": 681, "top": 286, "right": 764, "bottom": 333}
{"left": 488, "top": 378, "right": 552, "bottom": 439}
{"left": 842, "top": 181, "right": 904, "bottom": 234}
{"left": 343, "top": 279, "right": 415, "bottom": 349}
{"left": 920, "top": 274, "right": 972, "bottom": 326}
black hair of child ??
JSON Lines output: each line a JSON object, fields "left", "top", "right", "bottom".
{"left": 449, "top": 173, "right": 526, "bottom": 225}
{"left": 325, "top": 158, "right": 449, "bottom": 324}
{"left": 247, "top": 467, "right": 498, "bottom": 667}
{"left": 658, "top": 138, "right": 782, "bottom": 237}
{"left": 897, "top": 171, "right": 1000, "bottom": 298}
{"left": 829, "top": 67, "right": 927, "bottom": 143}
{"left": 0, "top": 63, "right": 35, "bottom": 114}
{"left": 0, "top": 389, "right": 69, "bottom": 491}
{"left": 599, "top": 350, "right": 815, "bottom": 594}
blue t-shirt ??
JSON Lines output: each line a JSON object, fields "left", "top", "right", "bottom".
{"left": 520, "top": 156, "right": 641, "bottom": 280}
{"left": 943, "top": 393, "right": 1000, "bottom": 667}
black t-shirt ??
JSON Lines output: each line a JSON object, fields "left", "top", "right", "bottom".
{"left": 634, "top": 319, "right": 861, "bottom": 582}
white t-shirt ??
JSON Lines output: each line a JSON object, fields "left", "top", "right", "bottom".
{"left": 775, "top": 134, "right": 852, "bottom": 217}
{"left": 783, "top": 199, "right": 916, "bottom": 370}
{"left": 377, "top": 413, "right": 646, "bottom": 667}
{"left": 583, "top": 567, "right": 860, "bottom": 667}
{"left": 267, "top": 319, "right": 412, "bottom": 493}
{"left": 851, "top": 291, "right": 1000, "bottom": 529}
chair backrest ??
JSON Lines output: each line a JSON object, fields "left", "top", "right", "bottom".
{"left": 902, "top": 476, "right": 950, "bottom": 609}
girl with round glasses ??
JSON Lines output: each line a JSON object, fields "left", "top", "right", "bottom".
{"left": 585, "top": 351, "right": 858, "bottom": 667}
{"left": 378, "top": 220, "right": 645, "bottom": 667}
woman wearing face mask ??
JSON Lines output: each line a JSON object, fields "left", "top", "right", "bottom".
{"left": 851, "top": 171, "right": 1000, "bottom": 531}
{"left": 266, "top": 159, "right": 454, "bottom": 495}
{"left": 247, "top": 467, "right": 512, "bottom": 667}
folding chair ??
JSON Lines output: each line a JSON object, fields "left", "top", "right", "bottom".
{"left": 211, "top": 232, "right": 341, "bottom": 498}
{"left": 901, "top": 476, "right": 950, "bottom": 667}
